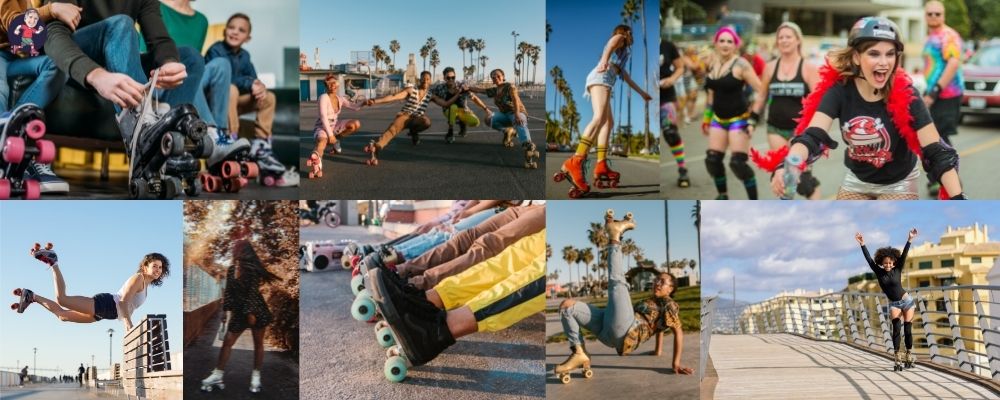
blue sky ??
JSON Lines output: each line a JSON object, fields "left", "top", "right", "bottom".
{"left": 547, "top": 200, "right": 699, "bottom": 285}
{"left": 300, "top": 0, "right": 545, "bottom": 82}
{"left": 547, "top": 0, "right": 660, "bottom": 139}
{"left": 0, "top": 202, "right": 182, "bottom": 377}
{"left": 701, "top": 201, "right": 1000, "bottom": 303}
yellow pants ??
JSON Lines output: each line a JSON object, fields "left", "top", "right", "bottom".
{"left": 436, "top": 229, "right": 545, "bottom": 332}
{"left": 443, "top": 105, "right": 480, "bottom": 127}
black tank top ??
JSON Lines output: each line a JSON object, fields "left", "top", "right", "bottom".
{"left": 767, "top": 57, "right": 809, "bottom": 130}
{"left": 705, "top": 59, "right": 748, "bottom": 119}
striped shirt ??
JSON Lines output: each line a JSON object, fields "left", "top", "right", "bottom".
{"left": 400, "top": 87, "right": 433, "bottom": 116}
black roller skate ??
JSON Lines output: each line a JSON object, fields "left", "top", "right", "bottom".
{"left": 164, "top": 153, "right": 202, "bottom": 196}
{"left": 0, "top": 104, "right": 55, "bottom": 199}
{"left": 445, "top": 126, "right": 455, "bottom": 144}
{"left": 677, "top": 167, "right": 690, "bottom": 188}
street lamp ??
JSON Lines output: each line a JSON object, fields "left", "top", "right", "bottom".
{"left": 511, "top": 31, "right": 519, "bottom": 84}
{"left": 33, "top": 347, "right": 36, "bottom": 379}
{"left": 107, "top": 329, "right": 114, "bottom": 373}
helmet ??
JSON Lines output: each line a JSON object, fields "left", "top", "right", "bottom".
{"left": 848, "top": 17, "right": 903, "bottom": 51}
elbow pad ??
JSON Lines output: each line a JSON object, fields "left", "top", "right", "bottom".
{"left": 790, "top": 127, "right": 839, "bottom": 164}
{"left": 921, "top": 141, "right": 959, "bottom": 182}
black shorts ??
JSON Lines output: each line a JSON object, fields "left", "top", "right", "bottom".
{"left": 93, "top": 293, "right": 118, "bottom": 321}
{"left": 930, "top": 96, "right": 961, "bottom": 136}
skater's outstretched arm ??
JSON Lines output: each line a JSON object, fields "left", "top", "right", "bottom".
{"left": 469, "top": 93, "right": 490, "bottom": 114}
{"left": 659, "top": 53, "right": 684, "bottom": 90}
{"left": 619, "top": 68, "right": 651, "bottom": 102}
{"left": 671, "top": 326, "right": 693, "bottom": 374}
{"left": 856, "top": 232, "right": 879, "bottom": 271}
{"left": 430, "top": 91, "right": 461, "bottom": 108}
{"left": 366, "top": 87, "right": 412, "bottom": 106}
{"left": 899, "top": 228, "right": 916, "bottom": 265}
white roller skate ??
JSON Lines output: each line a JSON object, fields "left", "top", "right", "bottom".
{"left": 200, "top": 368, "right": 224, "bottom": 392}
{"left": 249, "top": 369, "right": 261, "bottom": 393}
{"left": 250, "top": 138, "right": 287, "bottom": 187}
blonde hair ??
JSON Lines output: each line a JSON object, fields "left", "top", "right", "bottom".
{"left": 776, "top": 22, "right": 803, "bottom": 55}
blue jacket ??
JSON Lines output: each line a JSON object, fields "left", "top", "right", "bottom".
{"left": 206, "top": 41, "right": 256, "bottom": 94}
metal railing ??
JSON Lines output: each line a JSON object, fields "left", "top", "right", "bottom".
{"left": 730, "top": 285, "right": 1000, "bottom": 380}
{"left": 700, "top": 296, "right": 718, "bottom": 381}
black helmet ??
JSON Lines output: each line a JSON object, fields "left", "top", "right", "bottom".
{"left": 848, "top": 17, "right": 903, "bottom": 51}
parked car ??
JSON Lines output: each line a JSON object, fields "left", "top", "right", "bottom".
{"left": 610, "top": 144, "right": 627, "bottom": 157}
{"left": 961, "top": 41, "right": 1000, "bottom": 121}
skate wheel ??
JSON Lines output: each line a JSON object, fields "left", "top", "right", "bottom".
{"left": 221, "top": 161, "right": 240, "bottom": 178}
{"left": 199, "top": 173, "right": 217, "bottom": 193}
{"left": 376, "top": 326, "right": 395, "bottom": 348}
{"left": 384, "top": 356, "right": 407, "bottom": 383}
{"left": 25, "top": 119, "right": 46, "bottom": 140}
{"left": 243, "top": 162, "right": 259, "bottom": 179}
{"left": 3, "top": 136, "right": 25, "bottom": 164}
{"left": 529, "top": 162, "right": 538, "bottom": 169}
{"left": 317, "top": 170, "right": 323, "bottom": 177}
{"left": 610, "top": 180, "right": 619, "bottom": 188}
{"left": 553, "top": 172, "right": 565, "bottom": 182}
{"left": 0, "top": 179, "right": 10, "bottom": 200}
{"left": 11, "top": 303, "right": 18, "bottom": 311}
{"left": 583, "top": 369, "right": 593, "bottom": 379}
{"left": 308, "top": 172, "right": 316, "bottom": 179}
{"left": 35, "top": 140, "right": 56, "bottom": 164}
{"left": 351, "top": 292, "right": 376, "bottom": 322}
{"left": 185, "top": 178, "right": 201, "bottom": 197}
{"left": 350, "top": 275, "right": 365, "bottom": 296}
{"left": 23, "top": 179, "right": 40, "bottom": 200}
{"left": 263, "top": 175, "right": 276, "bottom": 187}
{"left": 13, "top": 288, "right": 22, "bottom": 296}
{"left": 568, "top": 188, "right": 582, "bottom": 199}
{"left": 560, "top": 373, "right": 571, "bottom": 384}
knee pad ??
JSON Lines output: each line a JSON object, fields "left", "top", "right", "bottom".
{"left": 728, "top": 152, "right": 755, "bottom": 181}
{"left": 663, "top": 124, "right": 682, "bottom": 146}
{"left": 705, "top": 150, "right": 726, "bottom": 178}
{"left": 796, "top": 170, "right": 820, "bottom": 197}
{"left": 921, "top": 141, "right": 959, "bottom": 182}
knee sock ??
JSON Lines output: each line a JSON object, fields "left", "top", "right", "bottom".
{"left": 891, "top": 318, "right": 901, "bottom": 352}
{"left": 575, "top": 137, "right": 594, "bottom": 157}
{"left": 904, "top": 321, "right": 912, "bottom": 350}
{"left": 670, "top": 142, "right": 686, "bottom": 168}
{"left": 596, "top": 146, "right": 607, "bottom": 162}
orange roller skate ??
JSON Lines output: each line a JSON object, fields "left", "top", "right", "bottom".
{"left": 592, "top": 159, "right": 620, "bottom": 189}
{"left": 553, "top": 155, "right": 590, "bottom": 198}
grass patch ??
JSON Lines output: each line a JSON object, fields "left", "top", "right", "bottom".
{"left": 546, "top": 286, "right": 701, "bottom": 343}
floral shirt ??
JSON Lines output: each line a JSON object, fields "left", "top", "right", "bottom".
{"left": 485, "top": 83, "right": 524, "bottom": 113}
{"left": 619, "top": 296, "right": 682, "bottom": 355}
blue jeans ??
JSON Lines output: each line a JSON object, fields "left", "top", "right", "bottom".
{"left": 0, "top": 53, "right": 67, "bottom": 112}
{"left": 144, "top": 46, "right": 204, "bottom": 115}
{"left": 561, "top": 244, "right": 635, "bottom": 350}
{"left": 395, "top": 208, "right": 497, "bottom": 260}
{"left": 490, "top": 111, "right": 532, "bottom": 144}
{"left": 199, "top": 57, "right": 231, "bottom": 129}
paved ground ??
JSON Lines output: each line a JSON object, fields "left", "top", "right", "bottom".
{"left": 545, "top": 153, "right": 661, "bottom": 199}
{"left": 708, "top": 334, "right": 998, "bottom": 400}
{"left": 544, "top": 301, "right": 700, "bottom": 399}
{"left": 299, "top": 228, "right": 545, "bottom": 399}
{"left": 661, "top": 93, "right": 1000, "bottom": 199}
{"left": 0, "top": 383, "right": 105, "bottom": 400}
{"left": 298, "top": 90, "right": 546, "bottom": 199}
{"left": 183, "top": 310, "right": 299, "bottom": 399}
{"left": 41, "top": 169, "right": 296, "bottom": 200}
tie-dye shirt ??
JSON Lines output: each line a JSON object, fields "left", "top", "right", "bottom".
{"left": 923, "top": 26, "right": 964, "bottom": 99}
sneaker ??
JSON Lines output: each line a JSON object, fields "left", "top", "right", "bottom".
{"left": 23, "top": 162, "right": 69, "bottom": 193}
{"left": 207, "top": 131, "right": 250, "bottom": 167}
{"left": 276, "top": 167, "right": 300, "bottom": 187}
{"left": 329, "top": 140, "right": 343, "bottom": 154}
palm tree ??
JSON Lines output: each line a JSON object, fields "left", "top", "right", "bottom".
{"left": 546, "top": 21, "right": 552, "bottom": 42}
{"left": 621, "top": 0, "right": 641, "bottom": 151}
{"left": 430, "top": 49, "right": 440, "bottom": 79}
{"left": 621, "top": 238, "right": 638, "bottom": 269}
{"left": 546, "top": 243, "right": 552, "bottom": 261}
{"left": 578, "top": 248, "right": 594, "bottom": 284}
{"left": 458, "top": 37, "right": 468, "bottom": 74}
{"left": 692, "top": 200, "right": 701, "bottom": 281}
{"left": 529, "top": 45, "right": 541, "bottom": 85}
{"left": 549, "top": 66, "right": 562, "bottom": 125}
{"left": 517, "top": 41, "right": 530, "bottom": 84}
{"left": 574, "top": 247, "right": 587, "bottom": 295}
{"left": 479, "top": 55, "right": 489, "bottom": 83}
{"left": 372, "top": 45, "right": 382, "bottom": 72}
{"left": 419, "top": 45, "right": 429, "bottom": 71}
{"left": 423, "top": 37, "right": 437, "bottom": 72}
{"left": 587, "top": 221, "right": 609, "bottom": 280}
{"left": 562, "top": 246, "right": 578, "bottom": 297}
{"left": 389, "top": 40, "right": 400, "bottom": 71}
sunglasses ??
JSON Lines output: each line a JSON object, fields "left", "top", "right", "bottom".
{"left": 926, "top": 12, "right": 942, "bottom": 17}
{"left": 445, "top": 76, "right": 456, "bottom": 80}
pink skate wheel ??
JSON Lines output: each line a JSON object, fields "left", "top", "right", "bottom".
{"left": 3, "top": 136, "right": 25, "bottom": 164}
{"left": 199, "top": 173, "right": 217, "bottom": 193}
{"left": 221, "top": 161, "right": 239, "bottom": 178}
{"left": 0, "top": 179, "right": 10, "bottom": 199}
{"left": 35, "top": 140, "right": 56, "bottom": 164}
{"left": 263, "top": 175, "right": 275, "bottom": 187}
{"left": 24, "top": 179, "right": 40, "bottom": 200}
{"left": 243, "top": 162, "right": 259, "bottom": 179}
{"left": 25, "top": 119, "right": 46, "bottom": 140}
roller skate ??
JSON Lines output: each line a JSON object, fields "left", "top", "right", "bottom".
{"left": 592, "top": 159, "right": 620, "bottom": 189}
{"left": 250, "top": 138, "right": 287, "bottom": 187}
{"left": 306, "top": 152, "right": 323, "bottom": 179}
{"left": 198, "top": 130, "right": 253, "bottom": 194}
{"left": 30, "top": 242, "right": 57, "bottom": 266}
{"left": 369, "top": 268, "right": 455, "bottom": 382}
{"left": 249, "top": 370, "right": 261, "bottom": 393}
{"left": 604, "top": 209, "right": 636, "bottom": 243}
{"left": 10, "top": 288, "right": 34, "bottom": 313}
{"left": 904, "top": 350, "right": 915, "bottom": 369}
{"left": 458, "top": 121, "right": 468, "bottom": 137}
{"left": 677, "top": 167, "right": 690, "bottom": 188}
{"left": 328, "top": 139, "right": 343, "bottom": 155}
{"left": 200, "top": 369, "right": 225, "bottom": 392}
{"left": 0, "top": 104, "right": 55, "bottom": 199}
{"left": 363, "top": 140, "right": 380, "bottom": 166}
{"left": 554, "top": 345, "right": 593, "bottom": 384}
{"left": 502, "top": 127, "right": 516, "bottom": 148}
{"left": 164, "top": 153, "right": 202, "bottom": 197}
{"left": 523, "top": 142, "right": 539, "bottom": 169}
{"left": 893, "top": 349, "right": 904, "bottom": 371}
{"left": 553, "top": 155, "right": 590, "bottom": 198}
{"left": 445, "top": 126, "right": 455, "bottom": 144}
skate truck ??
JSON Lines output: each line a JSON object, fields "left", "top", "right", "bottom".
{"left": 121, "top": 314, "right": 181, "bottom": 398}
{"left": 0, "top": 104, "right": 55, "bottom": 199}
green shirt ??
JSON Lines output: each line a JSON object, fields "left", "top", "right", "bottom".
{"left": 139, "top": 3, "right": 207, "bottom": 53}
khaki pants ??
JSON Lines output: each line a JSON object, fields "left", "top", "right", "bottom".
{"left": 405, "top": 205, "right": 545, "bottom": 290}
{"left": 375, "top": 113, "right": 431, "bottom": 148}
{"left": 229, "top": 84, "right": 275, "bottom": 139}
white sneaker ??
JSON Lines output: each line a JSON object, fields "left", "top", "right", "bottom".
{"left": 276, "top": 167, "right": 300, "bottom": 187}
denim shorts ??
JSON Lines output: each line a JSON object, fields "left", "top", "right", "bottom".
{"left": 585, "top": 67, "right": 618, "bottom": 92}
{"left": 93, "top": 293, "right": 118, "bottom": 321}
{"left": 888, "top": 294, "right": 915, "bottom": 311}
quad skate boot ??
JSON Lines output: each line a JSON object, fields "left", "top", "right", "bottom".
{"left": 249, "top": 370, "right": 261, "bottom": 393}
{"left": 250, "top": 138, "right": 287, "bottom": 187}
{"left": 199, "top": 130, "right": 253, "bottom": 194}
{"left": 10, "top": 288, "right": 34, "bottom": 313}
{"left": 409, "top": 129, "right": 421, "bottom": 145}
{"left": 715, "top": 193, "right": 729, "bottom": 200}
{"left": 554, "top": 345, "right": 593, "bottom": 384}
{"left": 502, "top": 127, "right": 516, "bottom": 148}
{"left": 604, "top": 209, "right": 636, "bottom": 243}
{"left": 30, "top": 242, "right": 57, "bottom": 266}
{"left": 593, "top": 159, "right": 620, "bottom": 189}
{"left": 164, "top": 153, "right": 202, "bottom": 196}
{"left": 363, "top": 140, "right": 380, "bottom": 166}
{"left": 200, "top": 368, "right": 224, "bottom": 392}
{"left": 677, "top": 167, "right": 690, "bottom": 188}
{"left": 458, "top": 121, "right": 467, "bottom": 137}
{"left": 522, "top": 142, "right": 539, "bottom": 169}
{"left": 0, "top": 104, "right": 55, "bottom": 200}
{"left": 445, "top": 126, "right": 455, "bottom": 143}
{"left": 893, "top": 349, "right": 904, "bottom": 371}
{"left": 904, "top": 350, "right": 915, "bottom": 369}
{"left": 307, "top": 152, "right": 322, "bottom": 179}
{"left": 553, "top": 155, "right": 590, "bottom": 198}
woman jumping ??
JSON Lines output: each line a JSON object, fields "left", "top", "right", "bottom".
{"left": 554, "top": 210, "right": 693, "bottom": 383}
{"left": 855, "top": 228, "right": 918, "bottom": 371}
{"left": 12, "top": 243, "right": 169, "bottom": 332}
{"left": 201, "top": 229, "right": 281, "bottom": 393}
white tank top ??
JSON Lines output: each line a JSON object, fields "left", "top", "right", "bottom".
{"left": 113, "top": 273, "right": 148, "bottom": 321}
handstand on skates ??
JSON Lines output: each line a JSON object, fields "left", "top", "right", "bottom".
{"left": 363, "top": 140, "right": 380, "bottom": 166}
{"left": 553, "top": 155, "right": 591, "bottom": 198}
{"left": 605, "top": 209, "right": 636, "bottom": 243}
{"left": 593, "top": 159, "right": 620, "bottom": 189}
{"left": 554, "top": 345, "right": 593, "bottom": 384}
{"left": 0, "top": 104, "right": 55, "bottom": 199}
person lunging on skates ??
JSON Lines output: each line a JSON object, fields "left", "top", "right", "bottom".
{"left": 856, "top": 229, "right": 918, "bottom": 371}
{"left": 309, "top": 73, "right": 363, "bottom": 178}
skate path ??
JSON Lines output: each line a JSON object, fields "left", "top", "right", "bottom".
{"left": 0, "top": 383, "right": 103, "bottom": 400}
{"left": 709, "top": 334, "right": 998, "bottom": 400}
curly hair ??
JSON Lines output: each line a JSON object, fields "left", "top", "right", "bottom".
{"left": 137, "top": 253, "right": 170, "bottom": 287}
{"left": 658, "top": 271, "right": 678, "bottom": 298}
{"left": 873, "top": 246, "right": 902, "bottom": 265}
